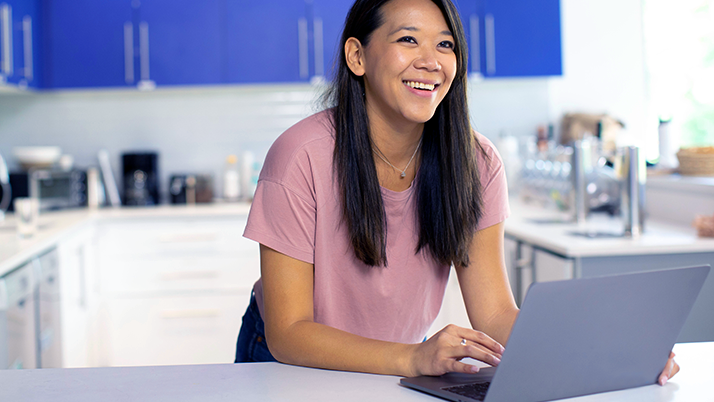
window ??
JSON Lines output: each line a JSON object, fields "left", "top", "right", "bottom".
{"left": 643, "top": 0, "right": 714, "bottom": 148}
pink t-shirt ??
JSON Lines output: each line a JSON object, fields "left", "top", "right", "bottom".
{"left": 243, "top": 110, "right": 510, "bottom": 344}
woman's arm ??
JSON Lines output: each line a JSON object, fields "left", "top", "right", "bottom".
{"left": 455, "top": 222, "right": 519, "bottom": 345}
{"left": 260, "top": 244, "right": 504, "bottom": 377}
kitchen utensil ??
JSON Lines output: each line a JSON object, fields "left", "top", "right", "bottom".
{"left": 12, "top": 147, "right": 62, "bottom": 170}
{"left": 0, "top": 153, "right": 10, "bottom": 220}
{"left": 616, "top": 146, "right": 646, "bottom": 238}
{"left": 97, "top": 150, "right": 121, "bottom": 207}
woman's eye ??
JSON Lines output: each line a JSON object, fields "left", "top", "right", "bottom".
{"left": 397, "top": 36, "right": 417, "bottom": 44}
{"left": 439, "top": 41, "right": 455, "bottom": 49}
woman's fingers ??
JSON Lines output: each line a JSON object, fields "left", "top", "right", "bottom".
{"left": 658, "top": 353, "right": 679, "bottom": 385}
{"left": 452, "top": 325, "right": 505, "bottom": 356}
{"left": 453, "top": 342, "right": 502, "bottom": 367}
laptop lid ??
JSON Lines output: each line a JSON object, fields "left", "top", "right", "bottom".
{"left": 401, "top": 265, "right": 710, "bottom": 402}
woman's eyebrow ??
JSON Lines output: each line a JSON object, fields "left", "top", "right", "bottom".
{"left": 389, "top": 26, "right": 453, "bottom": 37}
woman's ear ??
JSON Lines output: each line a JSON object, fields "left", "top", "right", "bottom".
{"left": 345, "top": 38, "right": 365, "bottom": 77}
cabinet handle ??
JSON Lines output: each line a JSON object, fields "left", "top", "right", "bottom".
{"left": 160, "top": 309, "right": 220, "bottom": 319}
{"left": 0, "top": 3, "right": 12, "bottom": 76}
{"left": 159, "top": 270, "right": 219, "bottom": 281}
{"left": 485, "top": 14, "right": 496, "bottom": 75}
{"left": 124, "top": 22, "right": 134, "bottom": 84}
{"left": 469, "top": 15, "right": 481, "bottom": 75}
{"left": 22, "top": 16, "right": 32, "bottom": 81}
{"left": 138, "top": 21, "right": 154, "bottom": 87}
{"left": 313, "top": 17, "right": 324, "bottom": 79}
{"left": 298, "top": 17, "right": 308, "bottom": 80}
{"left": 0, "top": 279, "right": 8, "bottom": 311}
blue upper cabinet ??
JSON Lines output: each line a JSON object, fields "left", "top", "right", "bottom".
{"left": 481, "top": 0, "right": 562, "bottom": 77}
{"left": 225, "top": 1, "right": 309, "bottom": 84}
{"left": 310, "top": 0, "right": 352, "bottom": 82}
{"left": 1, "top": 0, "right": 42, "bottom": 88}
{"left": 44, "top": 0, "right": 133, "bottom": 88}
{"left": 135, "top": 0, "right": 223, "bottom": 87}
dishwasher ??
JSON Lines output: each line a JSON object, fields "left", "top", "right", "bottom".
{"left": 0, "top": 262, "right": 38, "bottom": 369}
{"left": 38, "top": 248, "right": 63, "bottom": 368}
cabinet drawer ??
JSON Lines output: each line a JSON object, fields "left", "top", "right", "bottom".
{"left": 100, "top": 253, "right": 260, "bottom": 294}
{"left": 104, "top": 291, "right": 249, "bottom": 367}
{"left": 97, "top": 217, "right": 250, "bottom": 259}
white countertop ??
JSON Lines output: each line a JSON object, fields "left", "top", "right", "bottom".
{"left": 0, "top": 203, "right": 252, "bottom": 277}
{"left": 3, "top": 200, "right": 714, "bottom": 277}
{"left": 0, "top": 342, "right": 711, "bottom": 402}
{"left": 505, "top": 200, "right": 714, "bottom": 258}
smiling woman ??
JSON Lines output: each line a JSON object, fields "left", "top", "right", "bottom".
{"left": 230, "top": 0, "right": 685, "bottom": 383}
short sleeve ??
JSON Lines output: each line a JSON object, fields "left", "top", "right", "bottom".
{"left": 475, "top": 135, "right": 511, "bottom": 231}
{"left": 243, "top": 179, "right": 317, "bottom": 264}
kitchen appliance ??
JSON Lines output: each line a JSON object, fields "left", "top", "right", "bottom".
{"left": 0, "top": 262, "right": 38, "bottom": 369}
{"left": 5, "top": 169, "right": 88, "bottom": 212}
{"left": 38, "top": 249, "right": 62, "bottom": 368}
{"left": 122, "top": 152, "right": 159, "bottom": 206}
{"left": 169, "top": 174, "right": 213, "bottom": 204}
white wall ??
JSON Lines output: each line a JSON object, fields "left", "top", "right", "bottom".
{"left": 547, "top": 0, "right": 655, "bottom": 156}
{"left": 0, "top": 85, "right": 319, "bottom": 200}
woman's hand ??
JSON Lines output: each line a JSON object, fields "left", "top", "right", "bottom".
{"left": 658, "top": 351, "right": 680, "bottom": 385}
{"left": 408, "top": 324, "right": 505, "bottom": 377}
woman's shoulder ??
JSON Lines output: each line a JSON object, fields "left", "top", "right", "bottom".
{"left": 472, "top": 130, "right": 504, "bottom": 173}
{"left": 260, "top": 109, "right": 336, "bottom": 185}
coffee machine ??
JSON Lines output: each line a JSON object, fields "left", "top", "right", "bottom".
{"left": 122, "top": 152, "right": 159, "bottom": 206}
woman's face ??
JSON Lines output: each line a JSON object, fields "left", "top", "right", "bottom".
{"left": 356, "top": 0, "right": 458, "bottom": 127}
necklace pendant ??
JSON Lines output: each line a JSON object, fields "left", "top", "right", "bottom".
{"left": 400, "top": 171, "right": 406, "bottom": 178}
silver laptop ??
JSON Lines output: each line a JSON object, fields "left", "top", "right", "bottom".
{"left": 401, "top": 265, "right": 710, "bottom": 402}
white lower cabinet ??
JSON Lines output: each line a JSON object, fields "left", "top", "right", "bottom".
{"left": 103, "top": 291, "right": 250, "bottom": 366}
{"left": 94, "top": 215, "right": 259, "bottom": 367}
{"left": 57, "top": 226, "right": 99, "bottom": 368}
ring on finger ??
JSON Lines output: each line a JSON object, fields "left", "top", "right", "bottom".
{"left": 460, "top": 339, "right": 467, "bottom": 346}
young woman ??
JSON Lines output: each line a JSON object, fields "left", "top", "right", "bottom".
{"left": 235, "top": 0, "right": 679, "bottom": 383}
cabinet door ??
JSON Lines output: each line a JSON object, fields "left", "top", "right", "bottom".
{"left": 44, "top": 0, "right": 133, "bottom": 88}
{"left": 225, "top": 0, "right": 309, "bottom": 84}
{"left": 137, "top": 0, "right": 223, "bottom": 86}
{"left": 1, "top": 0, "right": 40, "bottom": 88}
{"left": 453, "top": 0, "right": 485, "bottom": 77}
{"left": 482, "top": 0, "right": 562, "bottom": 77}
{"left": 311, "top": 0, "right": 352, "bottom": 82}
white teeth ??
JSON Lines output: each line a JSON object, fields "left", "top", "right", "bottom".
{"left": 404, "top": 81, "right": 435, "bottom": 91}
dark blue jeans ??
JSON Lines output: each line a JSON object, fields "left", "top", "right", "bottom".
{"left": 235, "top": 293, "right": 278, "bottom": 363}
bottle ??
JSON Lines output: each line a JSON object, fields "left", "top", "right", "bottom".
{"left": 223, "top": 155, "right": 240, "bottom": 202}
{"left": 240, "top": 151, "right": 255, "bottom": 200}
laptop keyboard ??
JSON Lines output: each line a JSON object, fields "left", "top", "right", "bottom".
{"left": 442, "top": 381, "right": 491, "bottom": 401}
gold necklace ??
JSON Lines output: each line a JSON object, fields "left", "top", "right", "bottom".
{"left": 372, "top": 137, "right": 423, "bottom": 178}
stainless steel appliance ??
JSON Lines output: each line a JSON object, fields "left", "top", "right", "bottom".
{"left": 0, "top": 262, "right": 38, "bottom": 369}
{"left": 38, "top": 249, "right": 62, "bottom": 368}
{"left": 5, "top": 169, "right": 88, "bottom": 212}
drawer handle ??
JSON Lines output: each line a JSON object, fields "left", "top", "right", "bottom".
{"left": 159, "top": 271, "right": 219, "bottom": 281}
{"left": 160, "top": 309, "right": 220, "bottom": 319}
{"left": 156, "top": 233, "right": 218, "bottom": 243}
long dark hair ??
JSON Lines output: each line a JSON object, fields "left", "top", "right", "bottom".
{"left": 324, "top": 0, "right": 486, "bottom": 267}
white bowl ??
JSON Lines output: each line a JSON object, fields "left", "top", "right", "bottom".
{"left": 13, "top": 146, "right": 62, "bottom": 170}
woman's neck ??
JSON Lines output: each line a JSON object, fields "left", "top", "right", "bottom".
{"left": 365, "top": 103, "right": 424, "bottom": 191}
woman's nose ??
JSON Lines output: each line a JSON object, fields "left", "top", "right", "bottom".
{"left": 414, "top": 47, "right": 441, "bottom": 72}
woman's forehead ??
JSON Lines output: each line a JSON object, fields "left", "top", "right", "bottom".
{"left": 378, "top": 0, "right": 450, "bottom": 34}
